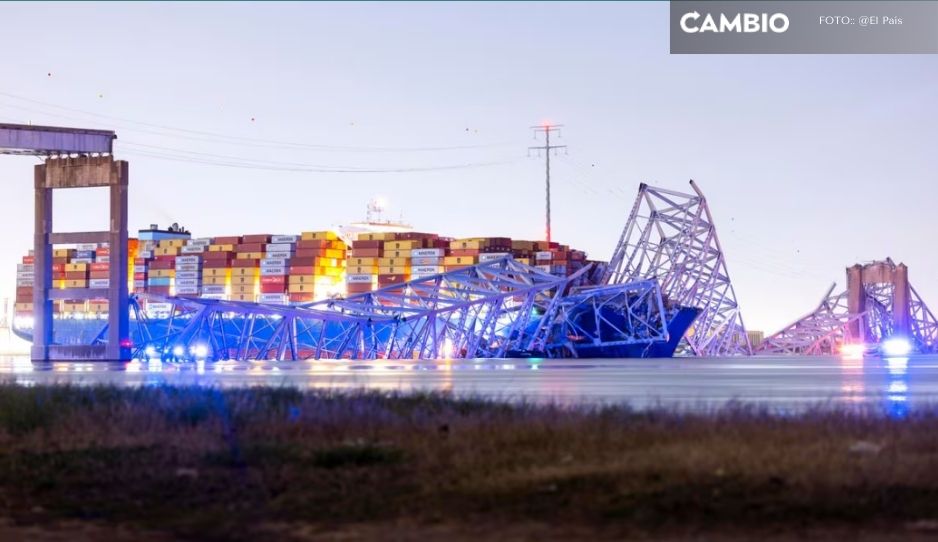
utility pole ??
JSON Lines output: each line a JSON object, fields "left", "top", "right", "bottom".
{"left": 529, "top": 124, "right": 565, "bottom": 245}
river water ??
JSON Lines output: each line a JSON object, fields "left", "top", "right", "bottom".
{"left": 2, "top": 354, "right": 937, "bottom": 415}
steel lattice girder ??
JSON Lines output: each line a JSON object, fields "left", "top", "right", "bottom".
{"left": 543, "top": 280, "right": 670, "bottom": 357}
{"left": 124, "top": 258, "right": 584, "bottom": 361}
{"left": 602, "top": 180, "right": 751, "bottom": 356}
{"left": 758, "top": 279, "right": 938, "bottom": 355}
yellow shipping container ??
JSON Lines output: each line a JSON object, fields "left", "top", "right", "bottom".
{"left": 53, "top": 248, "right": 74, "bottom": 258}
{"left": 231, "top": 293, "right": 255, "bottom": 302}
{"left": 155, "top": 246, "right": 180, "bottom": 256}
{"left": 288, "top": 275, "right": 317, "bottom": 285}
{"left": 150, "top": 269, "right": 174, "bottom": 278}
{"left": 377, "top": 266, "right": 410, "bottom": 275}
{"left": 15, "top": 303, "right": 33, "bottom": 312}
{"left": 203, "top": 276, "right": 227, "bottom": 285}
{"left": 232, "top": 267, "right": 259, "bottom": 276}
{"left": 347, "top": 257, "right": 378, "bottom": 266}
{"left": 511, "top": 240, "right": 537, "bottom": 251}
{"left": 63, "top": 302, "right": 87, "bottom": 313}
{"left": 516, "top": 258, "right": 532, "bottom": 265}
{"left": 450, "top": 239, "right": 486, "bottom": 250}
{"left": 320, "top": 267, "right": 343, "bottom": 277}
{"left": 230, "top": 275, "right": 256, "bottom": 286}
{"left": 383, "top": 240, "right": 422, "bottom": 251}
{"left": 208, "top": 244, "right": 234, "bottom": 252}
{"left": 202, "top": 268, "right": 228, "bottom": 277}
{"left": 444, "top": 256, "right": 478, "bottom": 265}
{"left": 65, "top": 263, "right": 88, "bottom": 272}
{"left": 323, "top": 248, "right": 344, "bottom": 259}
{"left": 65, "top": 279, "right": 88, "bottom": 288}
{"left": 89, "top": 302, "right": 108, "bottom": 313}
{"left": 378, "top": 257, "right": 410, "bottom": 267}
{"left": 288, "top": 283, "right": 316, "bottom": 293}
{"left": 231, "top": 284, "right": 254, "bottom": 294}
{"left": 329, "top": 240, "right": 347, "bottom": 250}
{"left": 347, "top": 265, "right": 377, "bottom": 275}
{"left": 236, "top": 252, "right": 263, "bottom": 260}
{"left": 356, "top": 232, "right": 394, "bottom": 241}
{"left": 158, "top": 239, "right": 186, "bottom": 248}
{"left": 301, "top": 231, "right": 338, "bottom": 241}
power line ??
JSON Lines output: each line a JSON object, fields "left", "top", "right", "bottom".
{"left": 0, "top": 90, "right": 516, "bottom": 153}
{"left": 529, "top": 124, "right": 566, "bottom": 244}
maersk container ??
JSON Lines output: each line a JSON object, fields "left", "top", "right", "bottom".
{"left": 260, "top": 266, "right": 286, "bottom": 276}
{"left": 260, "top": 258, "right": 288, "bottom": 268}
{"left": 175, "top": 256, "right": 201, "bottom": 265}
{"left": 176, "top": 286, "right": 200, "bottom": 295}
{"left": 271, "top": 235, "right": 298, "bottom": 244}
{"left": 180, "top": 245, "right": 206, "bottom": 254}
{"left": 176, "top": 278, "right": 200, "bottom": 288}
{"left": 258, "top": 293, "right": 289, "bottom": 305}
{"left": 265, "top": 250, "right": 293, "bottom": 260}
{"left": 411, "top": 248, "right": 445, "bottom": 258}
{"left": 265, "top": 243, "right": 294, "bottom": 252}
{"left": 188, "top": 238, "right": 212, "bottom": 247}
{"left": 479, "top": 252, "right": 512, "bottom": 262}
{"left": 89, "top": 279, "right": 110, "bottom": 288}
{"left": 175, "top": 271, "right": 200, "bottom": 280}
{"left": 202, "top": 285, "right": 226, "bottom": 295}
{"left": 176, "top": 263, "right": 200, "bottom": 273}
{"left": 346, "top": 274, "right": 373, "bottom": 284}
{"left": 412, "top": 265, "right": 443, "bottom": 275}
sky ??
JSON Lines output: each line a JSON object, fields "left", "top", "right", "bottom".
{"left": 0, "top": 1, "right": 936, "bottom": 334}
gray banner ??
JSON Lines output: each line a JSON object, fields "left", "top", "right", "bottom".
{"left": 671, "top": 1, "right": 938, "bottom": 54}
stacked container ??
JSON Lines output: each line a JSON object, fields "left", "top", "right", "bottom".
{"left": 291, "top": 231, "right": 346, "bottom": 302}
{"left": 259, "top": 234, "right": 296, "bottom": 305}
{"left": 202, "top": 236, "right": 238, "bottom": 300}
{"left": 14, "top": 252, "right": 34, "bottom": 315}
{"left": 346, "top": 232, "right": 387, "bottom": 295}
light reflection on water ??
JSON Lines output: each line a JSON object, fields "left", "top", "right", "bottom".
{"left": 2, "top": 354, "right": 938, "bottom": 414}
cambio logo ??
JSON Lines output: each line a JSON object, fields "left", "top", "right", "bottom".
{"left": 680, "top": 11, "right": 790, "bottom": 33}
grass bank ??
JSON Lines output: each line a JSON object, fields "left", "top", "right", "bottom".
{"left": 0, "top": 384, "right": 937, "bottom": 541}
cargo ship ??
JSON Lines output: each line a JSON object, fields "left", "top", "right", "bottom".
{"left": 11, "top": 215, "right": 699, "bottom": 358}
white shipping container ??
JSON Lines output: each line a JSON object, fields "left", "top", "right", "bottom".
{"left": 138, "top": 251, "right": 153, "bottom": 259}
{"left": 411, "top": 248, "right": 445, "bottom": 257}
{"left": 536, "top": 265, "right": 552, "bottom": 272}
{"left": 97, "top": 256, "right": 110, "bottom": 263}
{"left": 133, "top": 265, "right": 147, "bottom": 273}
{"left": 16, "top": 264, "right": 34, "bottom": 272}
{"left": 133, "top": 280, "right": 146, "bottom": 289}
{"left": 16, "top": 271, "right": 34, "bottom": 279}
{"left": 265, "top": 243, "right": 294, "bottom": 252}
{"left": 479, "top": 253, "right": 511, "bottom": 262}
{"left": 176, "top": 278, "right": 201, "bottom": 288}
{"left": 181, "top": 245, "right": 205, "bottom": 254}
{"left": 72, "top": 258, "right": 93, "bottom": 264}
{"left": 176, "top": 263, "right": 201, "bottom": 272}
{"left": 76, "top": 243, "right": 98, "bottom": 251}
{"left": 176, "top": 286, "right": 200, "bottom": 295}
{"left": 411, "top": 256, "right": 441, "bottom": 266}
{"left": 260, "top": 266, "right": 286, "bottom": 276}
{"left": 535, "top": 251, "right": 553, "bottom": 261}
{"left": 188, "top": 238, "right": 212, "bottom": 247}
{"left": 89, "top": 279, "right": 110, "bottom": 288}
{"left": 265, "top": 251, "right": 293, "bottom": 260}
{"left": 200, "top": 293, "right": 226, "bottom": 300}
{"left": 260, "top": 258, "right": 287, "bottom": 268}
{"left": 145, "top": 302, "right": 174, "bottom": 315}
{"left": 16, "top": 279, "right": 34, "bottom": 287}
{"left": 202, "top": 284, "right": 226, "bottom": 294}
{"left": 271, "top": 235, "right": 298, "bottom": 244}
{"left": 175, "top": 271, "right": 200, "bottom": 280}
{"left": 175, "top": 255, "right": 201, "bottom": 265}
{"left": 258, "top": 293, "right": 289, "bottom": 304}
{"left": 412, "top": 265, "right": 444, "bottom": 275}
{"left": 346, "top": 274, "right": 373, "bottom": 284}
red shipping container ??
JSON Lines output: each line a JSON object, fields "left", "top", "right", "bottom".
{"left": 260, "top": 276, "right": 285, "bottom": 285}
{"left": 232, "top": 259, "right": 259, "bottom": 268}
{"left": 298, "top": 239, "right": 331, "bottom": 249}
{"left": 350, "top": 240, "right": 381, "bottom": 249}
{"left": 203, "top": 260, "right": 231, "bottom": 269}
{"left": 242, "top": 234, "right": 272, "bottom": 244}
{"left": 96, "top": 247, "right": 110, "bottom": 256}
{"left": 203, "top": 251, "right": 232, "bottom": 260}
{"left": 289, "top": 257, "right": 318, "bottom": 267}
{"left": 134, "top": 258, "right": 149, "bottom": 265}
{"left": 349, "top": 248, "right": 381, "bottom": 258}
{"left": 450, "top": 249, "right": 480, "bottom": 257}
{"left": 148, "top": 286, "right": 171, "bottom": 295}
{"left": 396, "top": 232, "right": 438, "bottom": 241}
{"left": 16, "top": 286, "right": 32, "bottom": 296}
{"left": 295, "top": 248, "right": 326, "bottom": 258}
{"left": 213, "top": 236, "right": 241, "bottom": 245}
{"left": 154, "top": 254, "right": 177, "bottom": 262}
{"left": 149, "top": 260, "right": 175, "bottom": 270}
{"left": 16, "top": 294, "right": 32, "bottom": 303}
{"left": 236, "top": 243, "right": 264, "bottom": 253}
{"left": 65, "top": 271, "right": 88, "bottom": 280}
{"left": 289, "top": 293, "right": 315, "bottom": 302}
{"left": 22, "top": 255, "right": 35, "bottom": 264}
{"left": 90, "top": 262, "right": 109, "bottom": 272}
{"left": 89, "top": 271, "right": 109, "bottom": 279}
{"left": 289, "top": 266, "right": 315, "bottom": 275}
{"left": 51, "top": 263, "right": 65, "bottom": 272}
{"left": 377, "top": 274, "right": 408, "bottom": 285}
{"left": 133, "top": 272, "right": 147, "bottom": 281}
{"left": 53, "top": 272, "right": 66, "bottom": 280}
{"left": 259, "top": 283, "right": 286, "bottom": 294}
{"left": 53, "top": 257, "right": 68, "bottom": 265}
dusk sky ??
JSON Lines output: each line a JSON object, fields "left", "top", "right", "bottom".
{"left": 1, "top": 1, "right": 936, "bottom": 333}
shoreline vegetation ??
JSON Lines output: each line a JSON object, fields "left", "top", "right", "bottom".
{"left": 0, "top": 385, "right": 937, "bottom": 541}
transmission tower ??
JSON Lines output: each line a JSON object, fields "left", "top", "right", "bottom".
{"left": 529, "top": 124, "right": 566, "bottom": 245}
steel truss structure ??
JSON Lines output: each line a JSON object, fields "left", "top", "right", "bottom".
{"left": 759, "top": 279, "right": 938, "bottom": 355}
{"left": 123, "top": 259, "right": 585, "bottom": 361}
{"left": 602, "top": 180, "right": 751, "bottom": 355}
{"left": 542, "top": 280, "right": 670, "bottom": 358}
